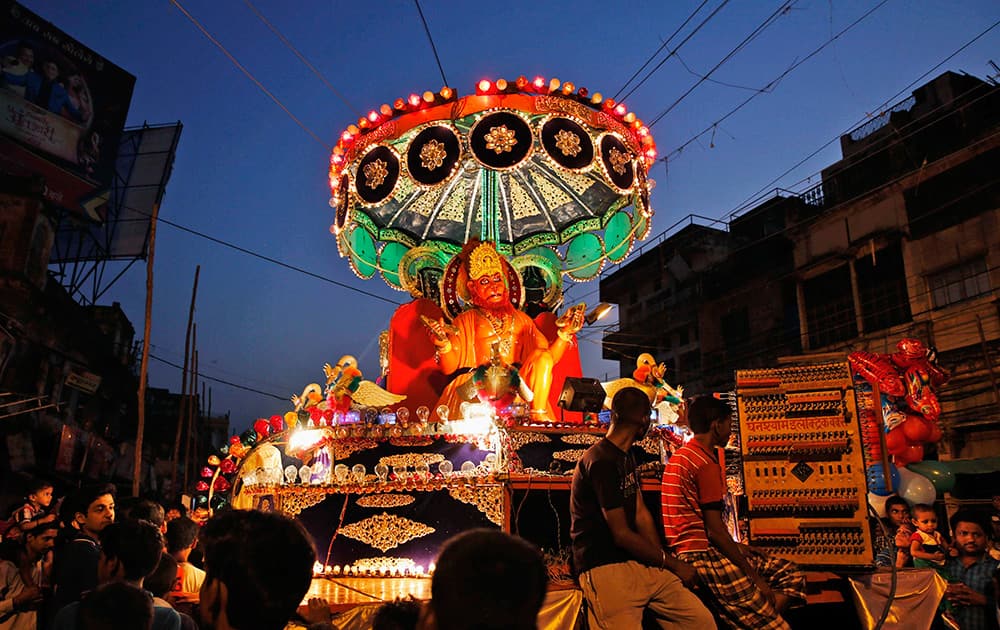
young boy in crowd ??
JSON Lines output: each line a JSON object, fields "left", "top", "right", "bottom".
{"left": 3, "top": 478, "right": 56, "bottom": 541}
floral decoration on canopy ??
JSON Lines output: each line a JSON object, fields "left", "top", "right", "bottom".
{"left": 327, "top": 75, "right": 658, "bottom": 293}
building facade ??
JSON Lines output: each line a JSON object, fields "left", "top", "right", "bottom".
{"left": 600, "top": 71, "right": 1000, "bottom": 458}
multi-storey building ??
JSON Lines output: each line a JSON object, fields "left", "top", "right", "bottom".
{"left": 600, "top": 71, "right": 1000, "bottom": 458}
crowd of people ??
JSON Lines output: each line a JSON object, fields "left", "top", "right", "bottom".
{"left": 2, "top": 388, "right": 997, "bottom": 629}
{"left": 570, "top": 388, "right": 1000, "bottom": 630}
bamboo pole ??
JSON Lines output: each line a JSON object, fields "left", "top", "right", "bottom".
{"left": 183, "top": 339, "right": 197, "bottom": 492}
{"left": 133, "top": 203, "right": 160, "bottom": 497}
{"left": 171, "top": 265, "right": 199, "bottom": 497}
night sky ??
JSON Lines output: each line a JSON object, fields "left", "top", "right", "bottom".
{"left": 19, "top": 0, "right": 1000, "bottom": 434}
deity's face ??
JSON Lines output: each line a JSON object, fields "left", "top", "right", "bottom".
{"left": 468, "top": 272, "right": 509, "bottom": 309}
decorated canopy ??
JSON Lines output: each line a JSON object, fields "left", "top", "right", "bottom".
{"left": 328, "top": 76, "right": 657, "bottom": 293}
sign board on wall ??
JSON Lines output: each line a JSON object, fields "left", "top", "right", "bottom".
{"left": 0, "top": 1, "right": 135, "bottom": 219}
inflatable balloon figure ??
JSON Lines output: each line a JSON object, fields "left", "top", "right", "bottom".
{"left": 849, "top": 338, "right": 950, "bottom": 467}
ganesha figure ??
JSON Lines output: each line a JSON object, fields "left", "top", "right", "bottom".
{"left": 423, "top": 240, "right": 584, "bottom": 421}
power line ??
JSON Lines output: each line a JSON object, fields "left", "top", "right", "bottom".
{"left": 150, "top": 352, "right": 286, "bottom": 400}
{"left": 241, "top": 0, "right": 360, "bottom": 117}
{"left": 414, "top": 0, "right": 448, "bottom": 87}
{"left": 724, "top": 18, "right": 1000, "bottom": 217}
{"left": 591, "top": 167, "right": 1000, "bottom": 370}
{"left": 584, "top": 109, "right": 1000, "bottom": 353}
{"left": 618, "top": 23, "right": 999, "bottom": 281}
{"left": 169, "top": 0, "right": 329, "bottom": 149}
{"left": 649, "top": 0, "right": 795, "bottom": 127}
{"left": 659, "top": 0, "right": 891, "bottom": 153}
{"left": 618, "top": 0, "right": 732, "bottom": 103}
{"left": 613, "top": 0, "right": 713, "bottom": 100}
{"left": 122, "top": 203, "right": 403, "bottom": 306}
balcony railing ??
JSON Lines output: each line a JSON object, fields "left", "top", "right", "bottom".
{"left": 847, "top": 95, "right": 916, "bottom": 142}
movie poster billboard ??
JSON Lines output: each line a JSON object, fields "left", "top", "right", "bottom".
{"left": 0, "top": 0, "right": 135, "bottom": 220}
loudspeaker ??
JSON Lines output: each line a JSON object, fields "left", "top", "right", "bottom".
{"left": 557, "top": 377, "right": 606, "bottom": 413}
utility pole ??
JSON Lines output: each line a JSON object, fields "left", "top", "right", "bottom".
{"left": 133, "top": 203, "right": 159, "bottom": 497}
{"left": 171, "top": 265, "right": 199, "bottom": 497}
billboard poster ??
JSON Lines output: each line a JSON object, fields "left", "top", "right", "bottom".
{"left": 0, "top": 1, "right": 135, "bottom": 220}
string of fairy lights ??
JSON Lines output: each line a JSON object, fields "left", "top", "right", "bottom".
{"left": 140, "top": 1, "right": 997, "bottom": 402}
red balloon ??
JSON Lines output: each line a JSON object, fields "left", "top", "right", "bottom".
{"left": 894, "top": 443, "right": 924, "bottom": 466}
{"left": 219, "top": 459, "right": 236, "bottom": 474}
{"left": 229, "top": 434, "right": 241, "bottom": 445}
{"left": 309, "top": 407, "right": 323, "bottom": 425}
{"left": 901, "top": 416, "right": 932, "bottom": 443}
{"left": 195, "top": 481, "right": 210, "bottom": 492}
{"left": 213, "top": 476, "right": 231, "bottom": 491}
{"left": 253, "top": 418, "right": 270, "bottom": 438}
{"left": 269, "top": 414, "right": 284, "bottom": 433}
{"left": 200, "top": 466, "right": 214, "bottom": 479}
{"left": 322, "top": 409, "right": 335, "bottom": 425}
{"left": 926, "top": 422, "right": 942, "bottom": 443}
{"left": 885, "top": 427, "right": 908, "bottom": 454}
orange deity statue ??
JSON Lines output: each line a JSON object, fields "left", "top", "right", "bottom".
{"left": 423, "top": 240, "right": 584, "bottom": 420}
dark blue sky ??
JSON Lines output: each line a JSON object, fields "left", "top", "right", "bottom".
{"left": 23, "top": 0, "right": 999, "bottom": 433}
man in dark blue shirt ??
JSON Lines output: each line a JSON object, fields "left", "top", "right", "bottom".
{"left": 945, "top": 510, "right": 999, "bottom": 630}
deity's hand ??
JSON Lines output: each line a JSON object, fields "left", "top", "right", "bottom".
{"left": 420, "top": 315, "right": 456, "bottom": 352}
{"left": 556, "top": 303, "right": 586, "bottom": 338}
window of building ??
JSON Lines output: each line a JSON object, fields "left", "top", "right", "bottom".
{"left": 854, "top": 241, "right": 911, "bottom": 333}
{"left": 680, "top": 350, "right": 701, "bottom": 378}
{"left": 928, "top": 258, "right": 991, "bottom": 308}
{"left": 678, "top": 328, "right": 689, "bottom": 347}
{"left": 803, "top": 265, "right": 857, "bottom": 348}
{"left": 721, "top": 307, "right": 751, "bottom": 348}
{"left": 905, "top": 148, "right": 1000, "bottom": 239}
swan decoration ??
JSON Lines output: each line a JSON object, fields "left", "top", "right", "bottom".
{"left": 323, "top": 355, "right": 406, "bottom": 412}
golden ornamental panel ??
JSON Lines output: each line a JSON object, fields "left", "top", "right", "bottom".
{"left": 331, "top": 439, "right": 379, "bottom": 460}
{"left": 447, "top": 485, "right": 503, "bottom": 526}
{"left": 356, "top": 493, "right": 416, "bottom": 509}
{"left": 635, "top": 434, "right": 663, "bottom": 455}
{"left": 507, "top": 431, "right": 551, "bottom": 451}
{"left": 552, "top": 449, "right": 588, "bottom": 463}
{"left": 390, "top": 436, "right": 434, "bottom": 447}
{"left": 560, "top": 433, "right": 600, "bottom": 445}
{"left": 339, "top": 512, "right": 435, "bottom": 552}
{"left": 377, "top": 453, "right": 445, "bottom": 469}
{"left": 279, "top": 487, "right": 327, "bottom": 517}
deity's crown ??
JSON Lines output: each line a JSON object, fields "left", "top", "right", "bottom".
{"left": 468, "top": 241, "right": 504, "bottom": 280}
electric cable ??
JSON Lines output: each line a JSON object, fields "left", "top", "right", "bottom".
{"left": 414, "top": 0, "right": 448, "bottom": 87}
{"left": 613, "top": 0, "right": 712, "bottom": 100}
{"left": 121, "top": 203, "right": 403, "bottom": 306}
{"left": 617, "top": 0, "right": 732, "bottom": 103}
{"left": 169, "top": 0, "right": 329, "bottom": 149}
{"left": 648, "top": 0, "right": 796, "bottom": 127}
{"left": 242, "top": 0, "right": 360, "bottom": 117}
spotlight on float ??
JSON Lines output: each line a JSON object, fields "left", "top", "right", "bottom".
{"left": 585, "top": 302, "right": 614, "bottom": 325}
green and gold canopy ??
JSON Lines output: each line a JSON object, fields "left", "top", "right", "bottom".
{"left": 328, "top": 77, "right": 656, "bottom": 294}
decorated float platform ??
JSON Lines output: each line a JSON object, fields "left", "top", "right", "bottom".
{"left": 187, "top": 75, "right": 968, "bottom": 629}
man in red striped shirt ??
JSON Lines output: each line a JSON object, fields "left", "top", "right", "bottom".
{"left": 662, "top": 395, "right": 805, "bottom": 630}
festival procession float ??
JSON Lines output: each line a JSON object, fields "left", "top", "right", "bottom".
{"left": 187, "top": 75, "right": 960, "bottom": 623}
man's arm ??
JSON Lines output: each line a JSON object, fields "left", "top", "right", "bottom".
{"left": 704, "top": 507, "right": 773, "bottom": 603}
{"left": 605, "top": 503, "right": 697, "bottom": 588}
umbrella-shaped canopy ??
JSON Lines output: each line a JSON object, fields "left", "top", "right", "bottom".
{"left": 328, "top": 76, "right": 657, "bottom": 295}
